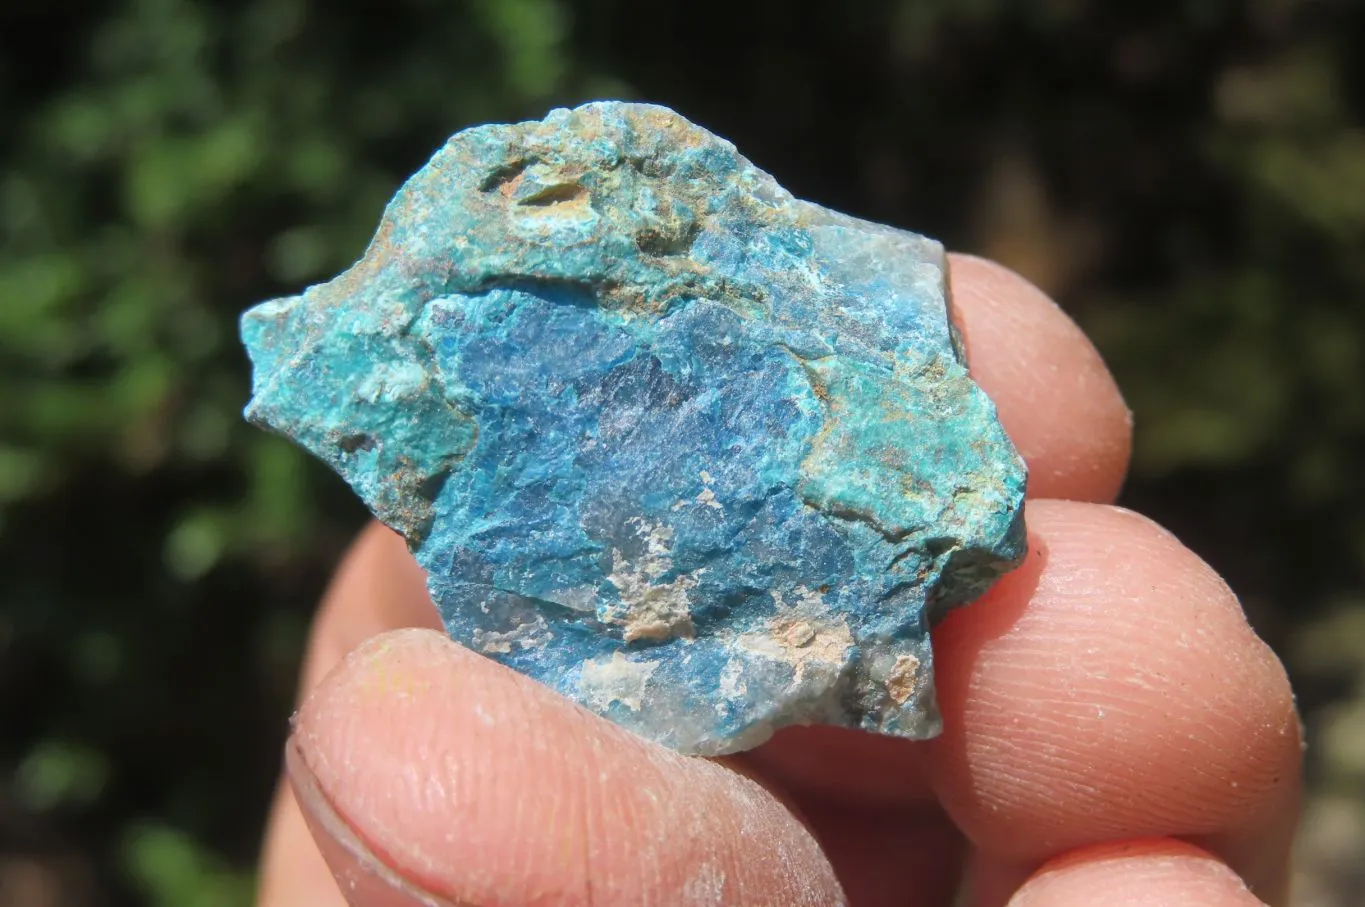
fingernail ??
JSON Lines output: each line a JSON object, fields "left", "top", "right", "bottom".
{"left": 286, "top": 735, "right": 462, "bottom": 907}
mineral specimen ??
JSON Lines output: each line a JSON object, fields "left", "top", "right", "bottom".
{"left": 241, "top": 102, "right": 1027, "bottom": 756}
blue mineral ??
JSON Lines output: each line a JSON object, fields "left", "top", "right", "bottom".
{"left": 241, "top": 102, "right": 1027, "bottom": 756}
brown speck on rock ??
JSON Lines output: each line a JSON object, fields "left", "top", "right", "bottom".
{"left": 886, "top": 653, "right": 921, "bottom": 704}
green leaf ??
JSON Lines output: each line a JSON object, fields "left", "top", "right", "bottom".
{"left": 122, "top": 823, "right": 255, "bottom": 907}
{"left": 15, "top": 741, "right": 110, "bottom": 812}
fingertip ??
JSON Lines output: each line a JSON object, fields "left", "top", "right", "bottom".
{"left": 291, "top": 629, "right": 845, "bottom": 906}
{"left": 928, "top": 501, "right": 1301, "bottom": 883}
{"left": 1008, "top": 839, "right": 1268, "bottom": 906}
{"left": 286, "top": 737, "right": 457, "bottom": 907}
{"left": 948, "top": 254, "right": 1133, "bottom": 503}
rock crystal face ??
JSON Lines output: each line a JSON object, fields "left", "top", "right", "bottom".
{"left": 241, "top": 102, "right": 1027, "bottom": 755}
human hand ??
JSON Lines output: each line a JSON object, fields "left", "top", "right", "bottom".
{"left": 254, "top": 255, "right": 1301, "bottom": 907}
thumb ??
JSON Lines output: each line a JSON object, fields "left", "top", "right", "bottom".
{"left": 284, "top": 628, "right": 846, "bottom": 907}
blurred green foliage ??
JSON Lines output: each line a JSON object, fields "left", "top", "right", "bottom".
{"left": 1, "top": 1, "right": 1362, "bottom": 904}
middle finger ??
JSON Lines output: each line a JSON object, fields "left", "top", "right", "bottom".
{"left": 926, "top": 500, "right": 1301, "bottom": 898}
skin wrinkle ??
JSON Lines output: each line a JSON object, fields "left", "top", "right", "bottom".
{"left": 702, "top": 780, "right": 741, "bottom": 905}
{"left": 931, "top": 501, "right": 1300, "bottom": 884}
{"left": 618, "top": 757, "right": 675, "bottom": 904}
{"left": 960, "top": 688, "right": 1282, "bottom": 838}
{"left": 578, "top": 737, "right": 604, "bottom": 905}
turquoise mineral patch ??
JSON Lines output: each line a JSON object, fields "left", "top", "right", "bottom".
{"left": 241, "top": 102, "right": 1027, "bottom": 755}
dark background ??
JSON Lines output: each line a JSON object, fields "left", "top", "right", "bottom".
{"left": 2, "top": 1, "right": 1363, "bottom": 904}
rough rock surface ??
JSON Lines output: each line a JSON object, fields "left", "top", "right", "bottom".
{"left": 241, "top": 102, "right": 1027, "bottom": 755}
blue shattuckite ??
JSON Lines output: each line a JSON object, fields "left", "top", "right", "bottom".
{"left": 241, "top": 102, "right": 1027, "bottom": 756}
